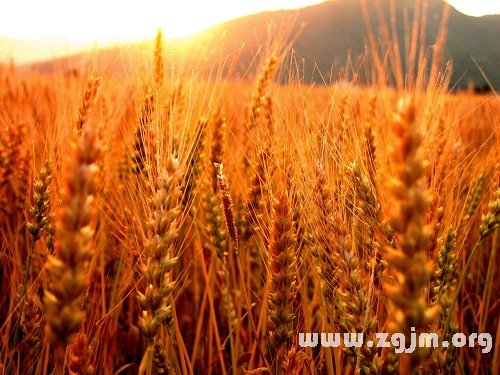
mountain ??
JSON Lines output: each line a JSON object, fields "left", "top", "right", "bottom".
{"left": 18, "top": 0, "right": 500, "bottom": 90}
{"left": 203, "top": 0, "right": 500, "bottom": 89}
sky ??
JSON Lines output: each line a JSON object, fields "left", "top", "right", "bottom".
{"left": 1, "top": 0, "right": 499, "bottom": 63}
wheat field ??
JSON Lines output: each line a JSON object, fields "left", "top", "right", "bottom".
{"left": 0, "top": 23, "right": 499, "bottom": 375}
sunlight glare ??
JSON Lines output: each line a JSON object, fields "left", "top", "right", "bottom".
{"left": 1, "top": 0, "right": 499, "bottom": 63}
{"left": 445, "top": 0, "right": 500, "bottom": 17}
{"left": 0, "top": 0, "right": 499, "bottom": 43}
{"left": 0, "top": 0, "right": 324, "bottom": 42}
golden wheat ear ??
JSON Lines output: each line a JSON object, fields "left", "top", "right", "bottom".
{"left": 267, "top": 190, "right": 297, "bottom": 366}
{"left": 215, "top": 163, "right": 239, "bottom": 255}
{"left": 77, "top": 76, "right": 100, "bottom": 133}
{"left": 384, "top": 96, "right": 439, "bottom": 371}
{"left": 154, "top": 28, "right": 164, "bottom": 89}
{"left": 44, "top": 124, "right": 100, "bottom": 375}
{"left": 137, "top": 154, "right": 183, "bottom": 375}
{"left": 67, "top": 331, "right": 95, "bottom": 375}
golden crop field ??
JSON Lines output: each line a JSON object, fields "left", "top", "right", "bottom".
{"left": 0, "top": 21, "right": 499, "bottom": 375}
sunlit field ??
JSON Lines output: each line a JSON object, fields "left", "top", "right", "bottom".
{"left": 0, "top": 1, "right": 499, "bottom": 374}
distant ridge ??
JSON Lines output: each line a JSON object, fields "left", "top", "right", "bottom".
{"left": 19, "top": 0, "right": 500, "bottom": 90}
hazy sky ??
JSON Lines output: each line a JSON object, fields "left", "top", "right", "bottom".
{"left": 1, "top": 0, "right": 499, "bottom": 63}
